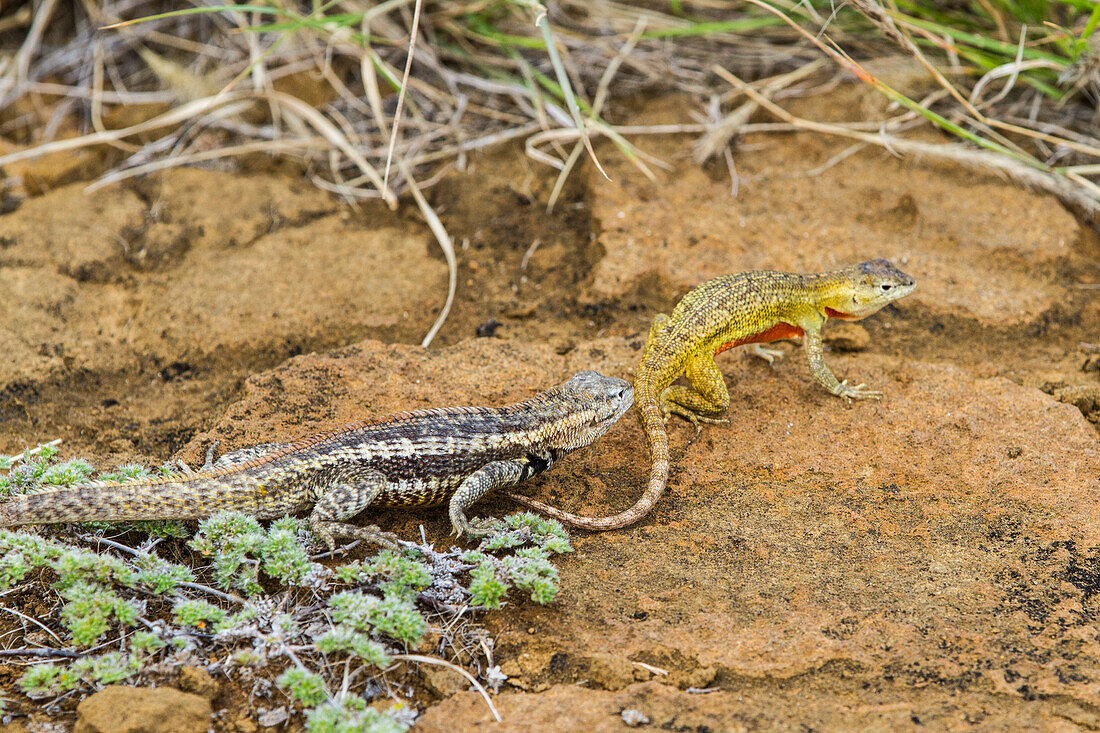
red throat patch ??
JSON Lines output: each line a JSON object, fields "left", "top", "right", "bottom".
{"left": 825, "top": 307, "right": 857, "bottom": 320}
{"left": 715, "top": 322, "right": 805, "bottom": 354}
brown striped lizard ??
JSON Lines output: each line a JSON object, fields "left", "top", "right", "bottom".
{"left": 0, "top": 372, "right": 633, "bottom": 550}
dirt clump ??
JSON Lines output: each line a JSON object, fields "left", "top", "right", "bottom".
{"left": 75, "top": 685, "right": 211, "bottom": 733}
{"left": 175, "top": 666, "right": 219, "bottom": 702}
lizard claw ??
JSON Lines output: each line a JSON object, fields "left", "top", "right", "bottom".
{"left": 749, "top": 343, "right": 785, "bottom": 364}
{"left": 462, "top": 517, "right": 498, "bottom": 539}
{"left": 834, "top": 380, "right": 882, "bottom": 402}
{"left": 683, "top": 414, "right": 729, "bottom": 444}
{"left": 450, "top": 513, "right": 492, "bottom": 540}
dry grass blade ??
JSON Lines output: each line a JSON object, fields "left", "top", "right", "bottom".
{"left": 694, "top": 58, "right": 825, "bottom": 164}
{"left": 266, "top": 91, "right": 398, "bottom": 210}
{"left": 399, "top": 160, "right": 457, "bottom": 349}
{"left": 86, "top": 138, "right": 328, "bottom": 192}
{"left": 0, "top": 95, "right": 249, "bottom": 167}
{"left": 0, "top": 606, "right": 65, "bottom": 647}
{"left": 533, "top": 3, "right": 610, "bottom": 183}
{"left": 393, "top": 653, "right": 501, "bottom": 722}
{"left": 381, "top": 0, "right": 425, "bottom": 200}
{"left": 4, "top": 0, "right": 57, "bottom": 95}
{"left": 546, "top": 16, "right": 646, "bottom": 213}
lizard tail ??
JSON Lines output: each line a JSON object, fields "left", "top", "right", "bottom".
{"left": 0, "top": 478, "right": 249, "bottom": 527}
{"left": 507, "top": 382, "right": 669, "bottom": 531}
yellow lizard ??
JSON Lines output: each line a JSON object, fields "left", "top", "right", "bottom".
{"left": 508, "top": 258, "right": 916, "bottom": 529}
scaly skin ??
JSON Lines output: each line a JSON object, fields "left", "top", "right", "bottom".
{"left": 0, "top": 371, "right": 633, "bottom": 550}
{"left": 507, "top": 259, "right": 916, "bottom": 530}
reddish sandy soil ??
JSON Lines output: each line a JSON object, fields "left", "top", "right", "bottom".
{"left": 1, "top": 87, "right": 1098, "bottom": 731}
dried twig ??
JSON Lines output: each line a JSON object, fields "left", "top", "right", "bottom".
{"left": 393, "top": 653, "right": 501, "bottom": 722}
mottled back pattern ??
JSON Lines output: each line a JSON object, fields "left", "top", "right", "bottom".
{"left": 640, "top": 271, "right": 811, "bottom": 392}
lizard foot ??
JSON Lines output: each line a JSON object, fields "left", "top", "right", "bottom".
{"left": 454, "top": 516, "right": 498, "bottom": 539}
{"left": 685, "top": 416, "right": 730, "bottom": 445}
{"left": 749, "top": 343, "right": 785, "bottom": 364}
{"left": 312, "top": 520, "right": 401, "bottom": 553}
{"left": 832, "top": 380, "right": 882, "bottom": 402}
{"left": 663, "top": 404, "right": 728, "bottom": 426}
{"left": 665, "top": 406, "right": 728, "bottom": 437}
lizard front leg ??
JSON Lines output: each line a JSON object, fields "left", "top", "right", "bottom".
{"left": 450, "top": 455, "right": 550, "bottom": 538}
{"left": 660, "top": 352, "right": 731, "bottom": 435}
{"left": 803, "top": 324, "right": 881, "bottom": 401}
{"left": 308, "top": 472, "right": 401, "bottom": 553}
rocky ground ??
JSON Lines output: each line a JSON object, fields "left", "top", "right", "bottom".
{"left": 1, "top": 88, "right": 1098, "bottom": 731}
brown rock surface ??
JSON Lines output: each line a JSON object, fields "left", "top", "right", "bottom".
{"left": 75, "top": 685, "right": 211, "bottom": 733}
{"left": 416, "top": 680, "right": 1100, "bottom": 731}
{"left": 585, "top": 97, "right": 1081, "bottom": 327}
{"left": 0, "top": 168, "right": 445, "bottom": 464}
{"left": 181, "top": 333, "right": 1099, "bottom": 728}
{"left": 0, "top": 170, "right": 441, "bottom": 390}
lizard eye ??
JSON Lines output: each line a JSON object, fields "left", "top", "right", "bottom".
{"left": 880, "top": 283, "right": 893, "bottom": 292}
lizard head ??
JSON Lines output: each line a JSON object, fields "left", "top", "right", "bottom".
{"left": 543, "top": 371, "right": 634, "bottom": 451}
{"left": 822, "top": 258, "right": 916, "bottom": 320}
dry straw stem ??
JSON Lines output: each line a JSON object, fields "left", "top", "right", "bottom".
{"left": 1, "top": 439, "right": 62, "bottom": 468}
{"left": 399, "top": 160, "right": 456, "bottom": 349}
{"left": 87, "top": 138, "right": 329, "bottom": 192}
{"left": 393, "top": 653, "right": 501, "bottom": 722}
{"left": 532, "top": 2, "right": 609, "bottom": 183}
{"left": 380, "top": 0, "right": 425, "bottom": 200}
{"left": 0, "top": 93, "right": 252, "bottom": 166}
{"left": 0, "top": 605, "right": 66, "bottom": 647}
{"left": 546, "top": 15, "right": 646, "bottom": 213}
{"left": 266, "top": 91, "right": 397, "bottom": 209}
{"left": 693, "top": 58, "right": 826, "bottom": 164}
{"left": 715, "top": 67, "right": 1100, "bottom": 230}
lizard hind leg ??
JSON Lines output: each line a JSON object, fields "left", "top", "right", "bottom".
{"left": 660, "top": 353, "right": 732, "bottom": 440}
{"left": 644, "top": 313, "right": 671, "bottom": 351}
{"left": 308, "top": 472, "right": 401, "bottom": 553}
